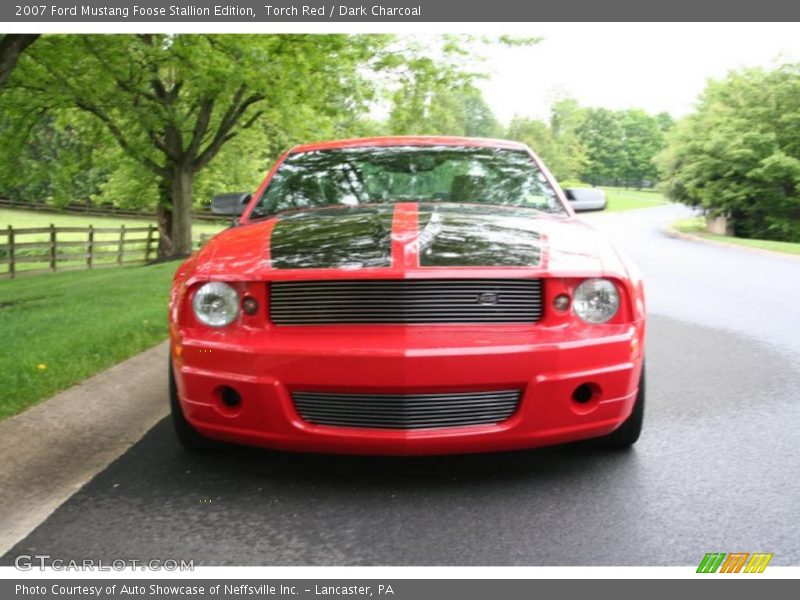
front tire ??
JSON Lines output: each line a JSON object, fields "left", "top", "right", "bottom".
{"left": 594, "top": 362, "right": 645, "bottom": 449}
{"left": 169, "top": 358, "right": 217, "bottom": 451}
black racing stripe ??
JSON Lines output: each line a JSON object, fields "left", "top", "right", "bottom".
{"left": 269, "top": 206, "right": 394, "bottom": 269}
{"left": 418, "top": 203, "right": 542, "bottom": 267}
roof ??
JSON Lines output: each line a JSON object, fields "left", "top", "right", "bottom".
{"left": 288, "top": 136, "right": 529, "bottom": 154}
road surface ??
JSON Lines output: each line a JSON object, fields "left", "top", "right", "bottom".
{"left": 3, "top": 204, "right": 800, "bottom": 566}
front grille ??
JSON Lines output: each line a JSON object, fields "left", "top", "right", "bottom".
{"left": 293, "top": 389, "right": 521, "bottom": 429}
{"left": 270, "top": 279, "right": 543, "bottom": 324}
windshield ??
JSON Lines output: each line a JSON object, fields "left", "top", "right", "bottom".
{"left": 248, "top": 145, "right": 566, "bottom": 219}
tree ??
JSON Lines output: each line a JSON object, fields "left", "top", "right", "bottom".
{"left": 618, "top": 109, "right": 667, "bottom": 188}
{"left": 654, "top": 111, "right": 675, "bottom": 133}
{"left": 6, "top": 34, "right": 386, "bottom": 257}
{"left": 388, "top": 84, "right": 501, "bottom": 138}
{"left": 547, "top": 98, "right": 589, "bottom": 181}
{"left": 658, "top": 64, "right": 800, "bottom": 242}
{"left": 550, "top": 98, "right": 584, "bottom": 140}
{"left": 577, "top": 108, "right": 626, "bottom": 185}
{"left": 386, "top": 35, "right": 536, "bottom": 139}
{"left": 0, "top": 111, "right": 111, "bottom": 206}
{"left": 384, "top": 38, "right": 486, "bottom": 138}
{"left": 461, "top": 91, "right": 502, "bottom": 138}
{"left": 0, "top": 34, "right": 38, "bottom": 89}
{"left": 506, "top": 116, "right": 583, "bottom": 181}
{"left": 521, "top": 99, "right": 671, "bottom": 188}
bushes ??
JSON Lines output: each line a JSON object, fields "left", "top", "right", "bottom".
{"left": 658, "top": 64, "right": 800, "bottom": 242}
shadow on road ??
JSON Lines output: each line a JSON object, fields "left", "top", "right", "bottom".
{"left": 164, "top": 425, "right": 635, "bottom": 488}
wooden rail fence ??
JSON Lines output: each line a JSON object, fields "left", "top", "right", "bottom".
{"left": 0, "top": 197, "right": 225, "bottom": 223}
{"left": 0, "top": 223, "right": 160, "bottom": 278}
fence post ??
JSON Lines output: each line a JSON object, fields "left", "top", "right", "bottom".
{"left": 49, "top": 223, "right": 57, "bottom": 273}
{"left": 144, "top": 224, "right": 155, "bottom": 262}
{"left": 87, "top": 225, "right": 94, "bottom": 269}
{"left": 117, "top": 224, "right": 126, "bottom": 265}
{"left": 7, "top": 225, "right": 14, "bottom": 279}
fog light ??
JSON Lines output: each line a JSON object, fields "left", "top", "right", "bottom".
{"left": 553, "top": 293, "right": 571, "bottom": 312}
{"left": 242, "top": 295, "right": 259, "bottom": 315}
{"left": 572, "top": 382, "right": 601, "bottom": 404}
{"left": 220, "top": 386, "right": 241, "bottom": 408}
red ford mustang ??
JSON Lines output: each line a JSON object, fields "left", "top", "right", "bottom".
{"left": 168, "top": 136, "right": 645, "bottom": 455}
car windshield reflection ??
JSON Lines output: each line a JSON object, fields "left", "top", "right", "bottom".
{"left": 248, "top": 145, "right": 565, "bottom": 219}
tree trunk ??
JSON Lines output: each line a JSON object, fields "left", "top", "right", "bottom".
{"left": 154, "top": 165, "right": 194, "bottom": 259}
{"left": 0, "top": 34, "right": 39, "bottom": 89}
{"left": 156, "top": 178, "right": 173, "bottom": 258}
{"left": 170, "top": 164, "right": 194, "bottom": 257}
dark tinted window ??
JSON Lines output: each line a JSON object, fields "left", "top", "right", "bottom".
{"left": 249, "top": 145, "right": 565, "bottom": 218}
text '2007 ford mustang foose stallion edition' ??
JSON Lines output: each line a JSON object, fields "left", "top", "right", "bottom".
{"left": 169, "top": 136, "right": 645, "bottom": 455}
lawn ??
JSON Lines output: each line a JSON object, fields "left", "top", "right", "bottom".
{"left": 0, "top": 262, "right": 179, "bottom": 419}
{"left": 600, "top": 187, "right": 667, "bottom": 212}
{"left": 672, "top": 217, "right": 800, "bottom": 256}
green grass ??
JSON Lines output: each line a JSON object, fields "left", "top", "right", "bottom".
{"left": 600, "top": 187, "right": 667, "bottom": 212}
{"left": 0, "top": 208, "right": 225, "bottom": 274}
{"left": 673, "top": 217, "right": 800, "bottom": 256}
{"left": 0, "top": 262, "right": 179, "bottom": 419}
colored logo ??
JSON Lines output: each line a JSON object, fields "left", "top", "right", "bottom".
{"left": 697, "top": 552, "right": 773, "bottom": 573}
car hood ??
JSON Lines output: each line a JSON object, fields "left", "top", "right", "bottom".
{"left": 190, "top": 203, "right": 626, "bottom": 280}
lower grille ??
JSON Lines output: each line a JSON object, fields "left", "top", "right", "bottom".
{"left": 270, "top": 279, "right": 543, "bottom": 324}
{"left": 293, "top": 389, "right": 521, "bottom": 430}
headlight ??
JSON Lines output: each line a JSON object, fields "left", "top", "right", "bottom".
{"left": 192, "top": 282, "right": 239, "bottom": 327}
{"left": 573, "top": 278, "right": 619, "bottom": 324}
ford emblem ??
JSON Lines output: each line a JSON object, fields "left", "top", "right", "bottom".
{"left": 477, "top": 292, "right": 499, "bottom": 305}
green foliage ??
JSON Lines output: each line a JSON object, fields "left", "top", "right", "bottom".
{"left": 576, "top": 108, "right": 626, "bottom": 185}
{"left": 573, "top": 106, "right": 670, "bottom": 187}
{"left": 1, "top": 34, "right": 395, "bottom": 254}
{"left": 658, "top": 64, "right": 800, "bottom": 242}
{"left": 385, "top": 35, "right": 535, "bottom": 138}
{"left": 558, "top": 179, "right": 589, "bottom": 189}
{"left": 506, "top": 116, "right": 584, "bottom": 181}
{"left": 548, "top": 99, "right": 590, "bottom": 179}
{"left": 0, "top": 34, "right": 38, "bottom": 88}
{"left": 388, "top": 84, "right": 501, "bottom": 138}
{"left": 0, "top": 34, "right": 509, "bottom": 223}
{"left": 618, "top": 109, "right": 668, "bottom": 186}
{"left": 1, "top": 32, "right": 679, "bottom": 242}
{"left": 0, "top": 110, "right": 111, "bottom": 206}
{"left": 506, "top": 100, "right": 669, "bottom": 186}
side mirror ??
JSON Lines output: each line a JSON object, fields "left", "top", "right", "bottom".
{"left": 211, "top": 192, "right": 251, "bottom": 216}
{"left": 563, "top": 187, "right": 607, "bottom": 212}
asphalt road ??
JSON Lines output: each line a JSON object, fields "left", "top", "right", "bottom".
{"left": 3, "top": 204, "right": 800, "bottom": 566}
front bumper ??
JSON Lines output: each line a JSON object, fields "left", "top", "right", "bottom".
{"left": 172, "top": 323, "right": 644, "bottom": 455}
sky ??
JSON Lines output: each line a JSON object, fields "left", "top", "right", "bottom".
{"left": 476, "top": 22, "right": 800, "bottom": 124}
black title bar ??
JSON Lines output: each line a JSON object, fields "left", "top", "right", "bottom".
{"left": 3, "top": 0, "right": 800, "bottom": 22}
